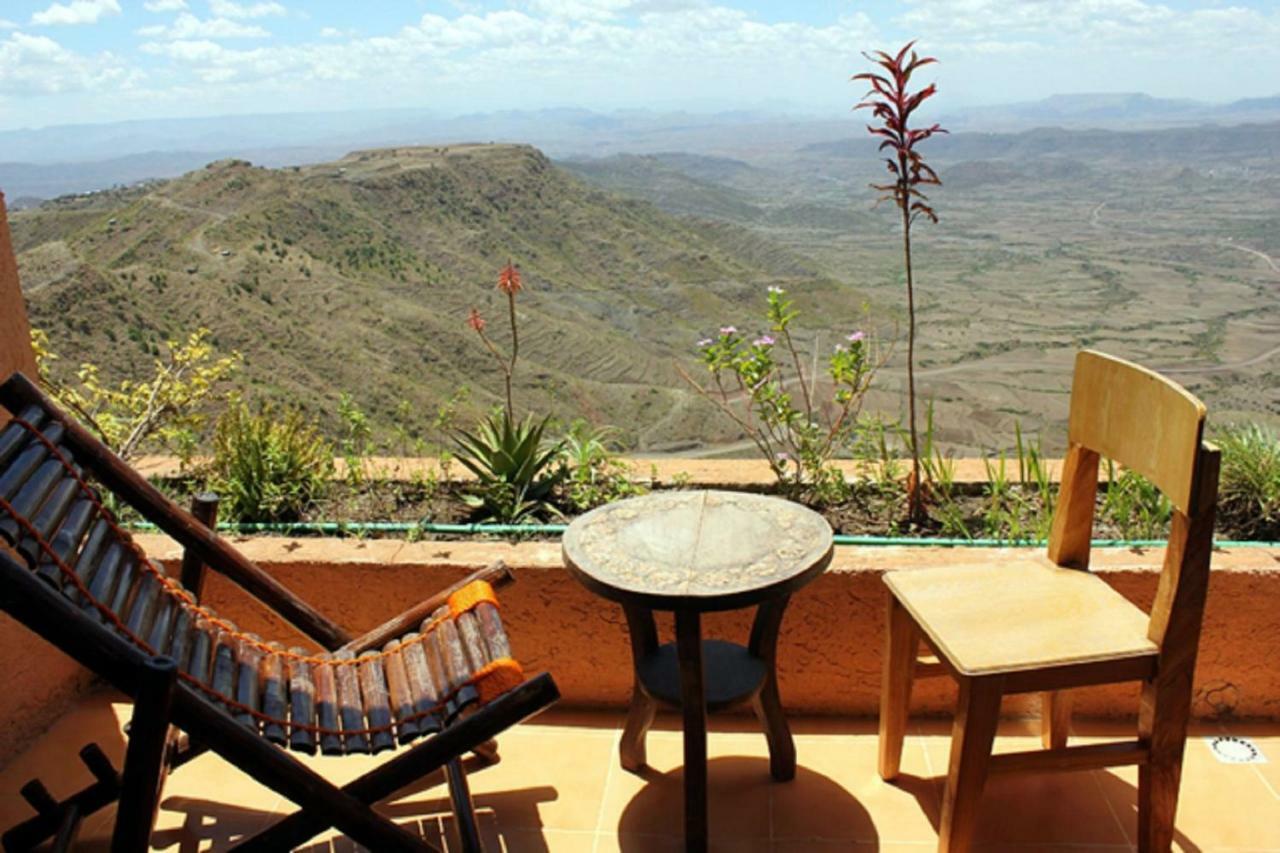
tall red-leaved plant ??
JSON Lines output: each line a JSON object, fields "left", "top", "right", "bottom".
{"left": 852, "top": 41, "right": 945, "bottom": 523}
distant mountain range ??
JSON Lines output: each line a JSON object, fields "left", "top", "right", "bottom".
{"left": 2, "top": 93, "right": 1279, "bottom": 200}
{"left": 940, "top": 92, "right": 1280, "bottom": 131}
{"left": 805, "top": 119, "right": 1280, "bottom": 167}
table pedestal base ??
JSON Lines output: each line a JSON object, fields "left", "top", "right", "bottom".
{"left": 619, "top": 599, "right": 796, "bottom": 852}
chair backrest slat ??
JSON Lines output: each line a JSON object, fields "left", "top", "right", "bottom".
{"left": 1065, "top": 350, "right": 1206, "bottom": 513}
{"left": 0, "top": 404, "right": 44, "bottom": 467}
{"left": 1047, "top": 350, "right": 1219, "bottom": 660}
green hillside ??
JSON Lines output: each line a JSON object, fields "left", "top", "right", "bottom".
{"left": 14, "top": 144, "right": 872, "bottom": 451}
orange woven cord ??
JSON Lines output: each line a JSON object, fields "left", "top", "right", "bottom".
{"left": 472, "top": 657, "right": 525, "bottom": 704}
{"left": 447, "top": 579, "right": 499, "bottom": 618}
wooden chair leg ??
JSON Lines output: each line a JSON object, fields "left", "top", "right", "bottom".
{"left": 1137, "top": 675, "right": 1192, "bottom": 853}
{"left": 112, "top": 656, "right": 178, "bottom": 853}
{"left": 879, "top": 595, "right": 920, "bottom": 780}
{"left": 445, "top": 758, "right": 483, "bottom": 853}
{"left": 1041, "top": 690, "right": 1072, "bottom": 750}
{"left": 938, "top": 675, "right": 1003, "bottom": 853}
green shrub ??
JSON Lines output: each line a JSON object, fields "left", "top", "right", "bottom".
{"left": 1100, "top": 462, "right": 1171, "bottom": 540}
{"left": 557, "top": 420, "right": 646, "bottom": 512}
{"left": 1216, "top": 423, "right": 1280, "bottom": 539}
{"left": 210, "top": 398, "right": 334, "bottom": 522}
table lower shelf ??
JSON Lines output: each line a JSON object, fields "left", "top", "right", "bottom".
{"left": 636, "top": 640, "right": 768, "bottom": 711}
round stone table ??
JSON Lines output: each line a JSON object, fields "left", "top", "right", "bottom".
{"left": 562, "top": 490, "right": 834, "bottom": 852}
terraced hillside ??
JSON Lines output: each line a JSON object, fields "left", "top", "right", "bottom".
{"left": 13, "top": 144, "right": 872, "bottom": 450}
{"left": 564, "top": 124, "right": 1280, "bottom": 454}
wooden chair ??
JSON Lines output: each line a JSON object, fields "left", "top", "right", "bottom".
{"left": 878, "top": 350, "right": 1220, "bottom": 853}
{"left": 0, "top": 371, "right": 560, "bottom": 852}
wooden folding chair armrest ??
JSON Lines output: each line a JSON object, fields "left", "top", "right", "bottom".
{"left": 341, "top": 561, "right": 515, "bottom": 656}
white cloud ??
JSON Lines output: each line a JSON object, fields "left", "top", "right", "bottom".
{"left": 208, "top": 0, "right": 287, "bottom": 19}
{"left": 137, "top": 13, "right": 268, "bottom": 39}
{"left": 0, "top": 31, "right": 136, "bottom": 95}
{"left": 0, "top": 19, "right": 18, "bottom": 30}
{"left": 895, "top": 0, "right": 1280, "bottom": 54}
{"left": 144, "top": 0, "right": 188, "bottom": 11}
{"left": 30, "top": 0, "right": 121, "bottom": 27}
{"left": 319, "top": 26, "right": 356, "bottom": 39}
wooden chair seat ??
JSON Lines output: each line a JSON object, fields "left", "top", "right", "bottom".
{"left": 885, "top": 555, "right": 1156, "bottom": 676}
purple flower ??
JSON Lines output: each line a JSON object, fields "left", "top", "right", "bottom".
{"left": 847, "top": 331, "right": 866, "bottom": 343}
{"left": 754, "top": 335, "right": 775, "bottom": 347}
{"left": 698, "top": 338, "right": 713, "bottom": 348}
{"left": 719, "top": 325, "right": 737, "bottom": 335}
{"left": 776, "top": 452, "right": 791, "bottom": 462}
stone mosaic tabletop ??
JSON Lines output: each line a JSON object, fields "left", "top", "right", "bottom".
{"left": 562, "top": 490, "right": 833, "bottom": 611}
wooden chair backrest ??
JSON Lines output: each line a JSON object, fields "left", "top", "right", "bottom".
{"left": 1046, "top": 350, "right": 1220, "bottom": 657}
{"left": 1065, "top": 350, "right": 1206, "bottom": 513}
{"left": 0, "top": 371, "right": 350, "bottom": 650}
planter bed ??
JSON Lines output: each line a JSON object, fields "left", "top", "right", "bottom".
{"left": 134, "top": 456, "right": 1277, "bottom": 544}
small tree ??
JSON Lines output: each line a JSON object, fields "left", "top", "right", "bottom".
{"left": 31, "top": 327, "right": 239, "bottom": 463}
{"left": 852, "top": 41, "right": 945, "bottom": 522}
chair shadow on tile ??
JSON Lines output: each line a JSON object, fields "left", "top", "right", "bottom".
{"left": 890, "top": 766, "right": 1204, "bottom": 852}
{"left": 154, "top": 782, "right": 560, "bottom": 851}
{"left": 615, "top": 756, "right": 879, "bottom": 849}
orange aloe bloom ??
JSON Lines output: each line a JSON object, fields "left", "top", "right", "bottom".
{"left": 497, "top": 262, "right": 522, "bottom": 295}
{"left": 467, "top": 307, "right": 486, "bottom": 333}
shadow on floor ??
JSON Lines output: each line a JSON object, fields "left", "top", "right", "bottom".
{"left": 617, "top": 755, "right": 881, "bottom": 850}
{"left": 151, "top": 784, "right": 559, "bottom": 852}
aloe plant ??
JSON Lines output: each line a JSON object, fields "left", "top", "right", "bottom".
{"left": 453, "top": 410, "right": 564, "bottom": 522}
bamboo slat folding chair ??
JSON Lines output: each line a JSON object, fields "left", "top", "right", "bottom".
{"left": 878, "top": 350, "right": 1220, "bottom": 853}
{"left": 0, "top": 370, "right": 560, "bottom": 852}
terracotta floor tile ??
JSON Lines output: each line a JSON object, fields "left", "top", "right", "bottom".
{"left": 1096, "top": 735, "right": 1280, "bottom": 851}
{"left": 1220, "top": 722, "right": 1280, "bottom": 802}
{"left": 383, "top": 728, "right": 618, "bottom": 834}
{"left": 593, "top": 832, "right": 769, "bottom": 852}
{"left": 772, "top": 843, "right": 937, "bottom": 852}
{"left": 596, "top": 730, "right": 774, "bottom": 842}
{"left": 918, "top": 733, "right": 1131, "bottom": 847}
{"left": 771, "top": 726, "right": 939, "bottom": 845}
{"left": 6, "top": 694, "right": 1280, "bottom": 853}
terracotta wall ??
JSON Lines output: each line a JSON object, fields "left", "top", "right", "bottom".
{"left": 1, "top": 533, "right": 1276, "bottom": 765}
{"left": 152, "top": 537, "right": 1280, "bottom": 722}
{"left": 0, "top": 192, "right": 95, "bottom": 766}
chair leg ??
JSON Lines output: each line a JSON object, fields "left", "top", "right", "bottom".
{"left": 112, "top": 656, "right": 178, "bottom": 853}
{"left": 1137, "top": 675, "right": 1193, "bottom": 853}
{"left": 879, "top": 595, "right": 920, "bottom": 780}
{"left": 1041, "top": 690, "right": 1072, "bottom": 750}
{"left": 938, "top": 675, "right": 1003, "bottom": 853}
{"left": 445, "top": 758, "right": 483, "bottom": 853}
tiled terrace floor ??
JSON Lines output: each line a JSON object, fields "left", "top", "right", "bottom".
{"left": 2, "top": 692, "right": 1278, "bottom": 851}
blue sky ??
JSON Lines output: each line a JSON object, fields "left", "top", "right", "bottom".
{"left": 1, "top": 0, "right": 1278, "bottom": 131}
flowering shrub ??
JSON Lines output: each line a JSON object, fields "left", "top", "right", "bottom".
{"left": 685, "top": 286, "right": 880, "bottom": 504}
